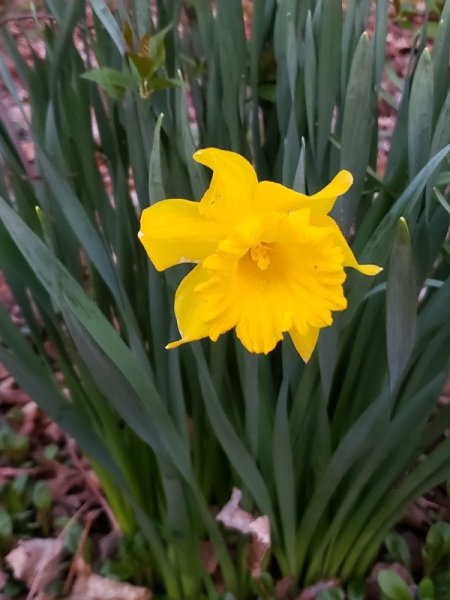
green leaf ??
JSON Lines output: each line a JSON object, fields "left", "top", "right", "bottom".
{"left": 431, "top": 0, "right": 450, "bottom": 118}
{"left": 134, "top": 0, "right": 153, "bottom": 38}
{"left": 430, "top": 89, "right": 450, "bottom": 158}
{"left": 216, "top": 0, "right": 247, "bottom": 150}
{"left": 273, "top": 381, "right": 297, "bottom": 572}
{"left": 174, "top": 85, "right": 207, "bottom": 198}
{"left": 81, "top": 67, "right": 132, "bottom": 99}
{"left": 418, "top": 576, "right": 434, "bottom": 599}
{"left": 351, "top": 143, "right": 450, "bottom": 311}
{"left": 0, "top": 198, "right": 191, "bottom": 479}
{"left": 148, "top": 113, "right": 166, "bottom": 204}
{"left": 148, "top": 23, "right": 173, "bottom": 70}
{"left": 378, "top": 570, "right": 412, "bottom": 600}
{"left": 386, "top": 218, "right": 417, "bottom": 393}
{"left": 90, "top": 0, "right": 126, "bottom": 54}
{"left": 36, "top": 150, "right": 120, "bottom": 300}
{"left": 336, "top": 31, "right": 374, "bottom": 234}
{"left": 427, "top": 90, "right": 450, "bottom": 212}
{"left": 408, "top": 48, "right": 434, "bottom": 176}
{"left": 423, "top": 522, "right": 450, "bottom": 574}
{"left": 145, "top": 76, "right": 181, "bottom": 92}
{"left": 297, "top": 392, "right": 390, "bottom": 570}
{"left": 304, "top": 11, "right": 317, "bottom": 155}
{"left": 32, "top": 481, "right": 52, "bottom": 511}
{"left": 192, "top": 344, "right": 277, "bottom": 536}
{"left": 316, "top": 0, "right": 341, "bottom": 168}
{"left": 347, "top": 579, "right": 366, "bottom": 600}
{"left": 0, "top": 509, "right": 13, "bottom": 541}
{"left": 51, "top": 0, "right": 84, "bottom": 89}
{"left": 433, "top": 187, "right": 450, "bottom": 215}
{"left": 385, "top": 532, "right": 411, "bottom": 569}
{"left": 374, "top": 0, "right": 389, "bottom": 91}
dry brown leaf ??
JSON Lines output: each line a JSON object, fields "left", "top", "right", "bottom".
{"left": 0, "top": 569, "right": 7, "bottom": 589}
{"left": 0, "top": 362, "right": 9, "bottom": 380}
{"left": 247, "top": 515, "right": 271, "bottom": 578}
{"left": 296, "top": 578, "right": 341, "bottom": 600}
{"left": 200, "top": 540, "right": 219, "bottom": 575}
{"left": 67, "top": 573, "right": 151, "bottom": 600}
{"left": 216, "top": 488, "right": 271, "bottom": 578}
{"left": 216, "top": 488, "right": 254, "bottom": 533}
{"left": 275, "top": 576, "right": 295, "bottom": 599}
{"left": 5, "top": 538, "right": 64, "bottom": 592}
{"left": 403, "top": 497, "right": 439, "bottom": 529}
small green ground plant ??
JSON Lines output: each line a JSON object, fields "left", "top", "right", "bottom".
{"left": 0, "top": 0, "right": 449, "bottom": 598}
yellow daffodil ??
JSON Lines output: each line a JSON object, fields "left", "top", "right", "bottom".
{"left": 138, "top": 148, "right": 381, "bottom": 361}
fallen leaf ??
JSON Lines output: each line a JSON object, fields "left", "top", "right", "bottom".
{"left": 247, "top": 515, "right": 271, "bottom": 578}
{"left": 275, "top": 576, "right": 295, "bottom": 599}
{"left": 216, "top": 488, "right": 254, "bottom": 534}
{"left": 216, "top": 488, "right": 271, "bottom": 578}
{"left": 67, "top": 573, "right": 151, "bottom": 600}
{"left": 0, "top": 569, "right": 7, "bottom": 589}
{"left": 403, "top": 497, "right": 439, "bottom": 529}
{"left": 5, "top": 538, "right": 64, "bottom": 592}
{"left": 200, "top": 540, "right": 219, "bottom": 575}
{"left": 296, "top": 578, "right": 341, "bottom": 600}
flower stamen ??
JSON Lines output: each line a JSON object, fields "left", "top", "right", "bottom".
{"left": 250, "top": 243, "right": 271, "bottom": 270}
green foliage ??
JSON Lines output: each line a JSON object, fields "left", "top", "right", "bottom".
{"left": 423, "top": 523, "right": 450, "bottom": 573}
{"left": 385, "top": 532, "right": 412, "bottom": 570}
{"left": 0, "top": 472, "right": 54, "bottom": 541}
{"left": 0, "top": 422, "right": 29, "bottom": 464}
{"left": 368, "top": 524, "right": 450, "bottom": 600}
{"left": 0, "top": 0, "right": 449, "bottom": 598}
{"left": 378, "top": 570, "right": 413, "bottom": 600}
{"left": 81, "top": 67, "right": 133, "bottom": 100}
{"left": 100, "top": 532, "right": 155, "bottom": 588}
{"left": 0, "top": 508, "right": 13, "bottom": 553}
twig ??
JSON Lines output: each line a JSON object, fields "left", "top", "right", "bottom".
{"left": 0, "top": 466, "right": 41, "bottom": 478}
{"left": 26, "top": 501, "right": 89, "bottom": 600}
{"left": 67, "top": 439, "right": 120, "bottom": 533}
{"left": 63, "top": 509, "right": 97, "bottom": 595}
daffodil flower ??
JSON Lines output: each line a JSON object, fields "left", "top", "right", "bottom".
{"left": 138, "top": 148, "right": 381, "bottom": 361}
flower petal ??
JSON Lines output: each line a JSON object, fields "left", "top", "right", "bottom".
{"left": 309, "top": 170, "right": 353, "bottom": 211}
{"left": 310, "top": 213, "right": 383, "bottom": 276}
{"left": 198, "top": 212, "right": 348, "bottom": 355}
{"left": 166, "top": 265, "right": 211, "bottom": 349}
{"left": 139, "top": 199, "right": 226, "bottom": 271}
{"left": 289, "top": 326, "right": 320, "bottom": 362}
{"left": 194, "top": 148, "right": 258, "bottom": 221}
{"left": 254, "top": 170, "right": 353, "bottom": 215}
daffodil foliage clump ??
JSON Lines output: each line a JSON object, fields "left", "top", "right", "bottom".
{"left": 0, "top": 1, "right": 449, "bottom": 598}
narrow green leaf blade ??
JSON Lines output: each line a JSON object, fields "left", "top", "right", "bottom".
{"left": 192, "top": 344, "right": 277, "bottom": 536}
{"left": 316, "top": 0, "right": 341, "bottom": 168}
{"left": 386, "top": 218, "right": 417, "bottom": 392}
{"left": 273, "top": 381, "right": 297, "bottom": 571}
{"left": 335, "top": 32, "right": 374, "bottom": 233}
{"left": 408, "top": 48, "right": 434, "bottom": 176}
{"left": 90, "top": 0, "right": 126, "bottom": 53}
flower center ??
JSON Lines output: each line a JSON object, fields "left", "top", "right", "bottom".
{"left": 250, "top": 243, "right": 271, "bottom": 270}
